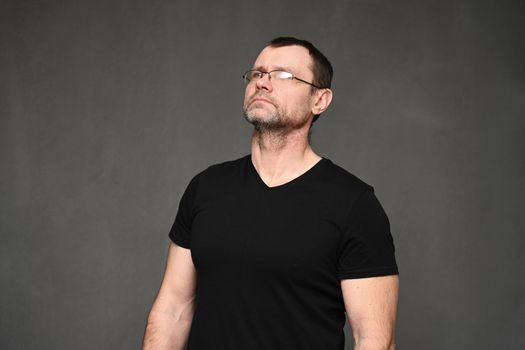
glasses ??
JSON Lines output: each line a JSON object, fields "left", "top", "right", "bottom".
{"left": 242, "top": 69, "right": 322, "bottom": 89}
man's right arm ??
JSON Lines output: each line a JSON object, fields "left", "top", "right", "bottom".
{"left": 142, "top": 242, "right": 197, "bottom": 350}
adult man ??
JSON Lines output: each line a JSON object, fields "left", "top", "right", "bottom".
{"left": 143, "top": 37, "right": 399, "bottom": 350}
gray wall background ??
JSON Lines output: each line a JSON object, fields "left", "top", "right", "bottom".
{"left": 2, "top": 0, "right": 524, "bottom": 349}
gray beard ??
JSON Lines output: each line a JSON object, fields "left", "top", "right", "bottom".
{"left": 243, "top": 108, "right": 287, "bottom": 133}
{"left": 242, "top": 107, "right": 310, "bottom": 135}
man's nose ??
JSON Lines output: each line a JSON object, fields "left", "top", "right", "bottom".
{"left": 255, "top": 73, "right": 272, "bottom": 91}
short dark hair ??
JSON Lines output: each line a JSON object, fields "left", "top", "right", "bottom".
{"left": 266, "top": 37, "right": 333, "bottom": 125}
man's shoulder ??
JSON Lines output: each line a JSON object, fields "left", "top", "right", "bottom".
{"left": 187, "top": 154, "right": 249, "bottom": 186}
{"left": 197, "top": 154, "right": 248, "bottom": 175}
{"left": 320, "top": 157, "right": 374, "bottom": 195}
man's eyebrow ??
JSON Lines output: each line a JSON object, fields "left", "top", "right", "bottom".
{"left": 252, "top": 65, "right": 293, "bottom": 72}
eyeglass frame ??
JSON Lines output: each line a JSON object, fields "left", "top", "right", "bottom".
{"left": 242, "top": 69, "right": 323, "bottom": 89}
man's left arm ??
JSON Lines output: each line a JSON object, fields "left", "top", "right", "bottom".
{"left": 341, "top": 275, "right": 399, "bottom": 350}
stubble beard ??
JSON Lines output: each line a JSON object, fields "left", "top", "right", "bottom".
{"left": 242, "top": 99, "right": 309, "bottom": 136}
{"left": 243, "top": 106, "right": 287, "bottom": 134}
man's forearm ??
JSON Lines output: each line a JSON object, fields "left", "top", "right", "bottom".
{"left": 142, "top": 301, "right": 195, "bottom": 350}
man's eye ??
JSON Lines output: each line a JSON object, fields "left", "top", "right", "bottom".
{"left": 274, "top": 71, "right": 293, "bottom": 80}
{"left": 252, "top": 71, "right": 263, "bottom": 79}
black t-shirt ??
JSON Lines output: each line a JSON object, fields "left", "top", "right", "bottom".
{"left": 169, "top": 154, "right": 398, "bottom": 350}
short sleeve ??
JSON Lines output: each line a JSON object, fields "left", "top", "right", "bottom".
{"left": 168, "top": 175, "right": 199, "bottom": 249}
{"left": 337, "top": 188, "right": 399, "bottom": 279}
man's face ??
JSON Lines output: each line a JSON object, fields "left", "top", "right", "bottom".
{"left": 243, "top": 45, "right": 316, "bottom": 132}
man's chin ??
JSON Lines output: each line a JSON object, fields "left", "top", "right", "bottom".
{"left": 244, "top": 108, "right": 272, "bottom": 122}
{"left": 243, "top": 111, "right": 288, "bottom": 132}
{"left": 245, "top": 112, "right": 273, "bottom": 123}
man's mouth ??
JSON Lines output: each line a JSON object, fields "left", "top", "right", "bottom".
{"left": 250, "top": 97, "right": 273, "bottom": 105}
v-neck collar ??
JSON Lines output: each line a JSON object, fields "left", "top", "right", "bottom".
{"left": 247, "top": 154, "right": 326, "bottom": 191}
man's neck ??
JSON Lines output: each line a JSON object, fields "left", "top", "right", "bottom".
{"left": 250, "top": 128, "right": 321, "bottom": 188}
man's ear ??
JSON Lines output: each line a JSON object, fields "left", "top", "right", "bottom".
{"left": 311, "top": 89, "right": 333, "bottom": 115}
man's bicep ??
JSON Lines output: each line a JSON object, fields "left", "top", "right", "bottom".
{"left": 341, "top": 275, "right": 399, "bottom": 346}
{"left": 157, "top": 242, "right": 197, "bottom": 304}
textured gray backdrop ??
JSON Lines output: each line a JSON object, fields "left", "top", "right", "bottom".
{"left": 1, "top": 0, "right": 524, "bottom": 349}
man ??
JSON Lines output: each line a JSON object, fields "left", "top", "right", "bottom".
{"left": 143, "top": 37, "right": 399, "bottom": 350}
